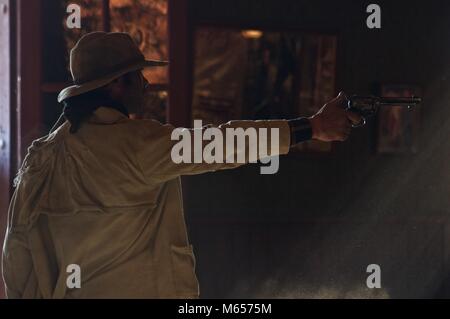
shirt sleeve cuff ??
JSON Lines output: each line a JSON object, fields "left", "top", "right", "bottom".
{"left": 288, "top": 117, "right": 313, "bottom": 146}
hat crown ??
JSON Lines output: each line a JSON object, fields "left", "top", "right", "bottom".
{"left": 70, "top": 32, "right": 145, "bottom": 84}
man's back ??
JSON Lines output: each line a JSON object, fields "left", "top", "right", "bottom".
{"left": 2, "top": 106, "right": 199, "bottom": 298}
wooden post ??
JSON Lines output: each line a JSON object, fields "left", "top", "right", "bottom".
{"left": 168, "top": 0, "right": 193, "bottom": 127}
{"left": 102, "top": 0, "right": 111, "bottom": 32}
{"left": 0, "top": 0, "right": 11, "bottom": 299}
{"left": 16, "top": 0, "right": 42, "bottom": 165}
{"left": 0, "top": 1, "right": 43, "bottom": 297}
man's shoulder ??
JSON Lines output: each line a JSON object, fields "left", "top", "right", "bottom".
{"left": 25, "top": 123, "right": 68, "bottom": 157}
{"left": 124, "top": 118, "right": 173, "bottom": 135}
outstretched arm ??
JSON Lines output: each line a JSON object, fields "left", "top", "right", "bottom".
{"left": 134, "top": 92, "right": 361, "bottom": 184}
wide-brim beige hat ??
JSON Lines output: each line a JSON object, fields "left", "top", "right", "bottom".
{"left": 58, "top": 32, "right": 168, "bottom": 103}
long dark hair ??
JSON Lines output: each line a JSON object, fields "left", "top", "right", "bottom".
{"left": 62, "top": 87, "right": 129, "bottom": 134}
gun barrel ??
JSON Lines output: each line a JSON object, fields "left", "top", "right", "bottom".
{"left": 377, "top": 97, "right": 422, "bottom": 106}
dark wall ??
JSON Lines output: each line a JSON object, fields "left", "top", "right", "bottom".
{"left": 184, "top": 0, "right": 450, "bottom": 298}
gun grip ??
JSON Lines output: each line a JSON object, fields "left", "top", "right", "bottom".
{"left": 346, "top": 102, "right": 367, "bottom": 128}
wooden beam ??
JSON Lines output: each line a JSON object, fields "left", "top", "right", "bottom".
{"left": 16, "top": 0, "right": 42, "bottom": 165}
{"left": 102, "top": 0, "right": 111, "bottom": 32}
{"left": 168, "top": 0, "right": 193, "bottom": 127}
{"left": 0, "top": 0, "right": 11, "bottom": 299}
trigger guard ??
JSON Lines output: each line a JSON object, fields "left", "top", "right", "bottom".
{"left": 352, "top": 117, "right": 366, "bottom": 128}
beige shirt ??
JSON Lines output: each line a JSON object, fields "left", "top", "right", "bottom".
{"left": 2, "top": 106, "right": 290, "bottom": 299}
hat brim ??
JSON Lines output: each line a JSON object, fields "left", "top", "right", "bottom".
{"left": 57, "top": 59, "right": 169, "bottom": 103}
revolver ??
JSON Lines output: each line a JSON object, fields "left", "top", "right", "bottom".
{"left": 346, "top": 95, "right": 422, "bottom": 127}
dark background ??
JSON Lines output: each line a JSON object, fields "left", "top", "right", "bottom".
{"left": 5, "top": 0, "right": 450, "bottom": 299}
{"left": 182, "top": 0, "right": 450, "bottom": 298}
